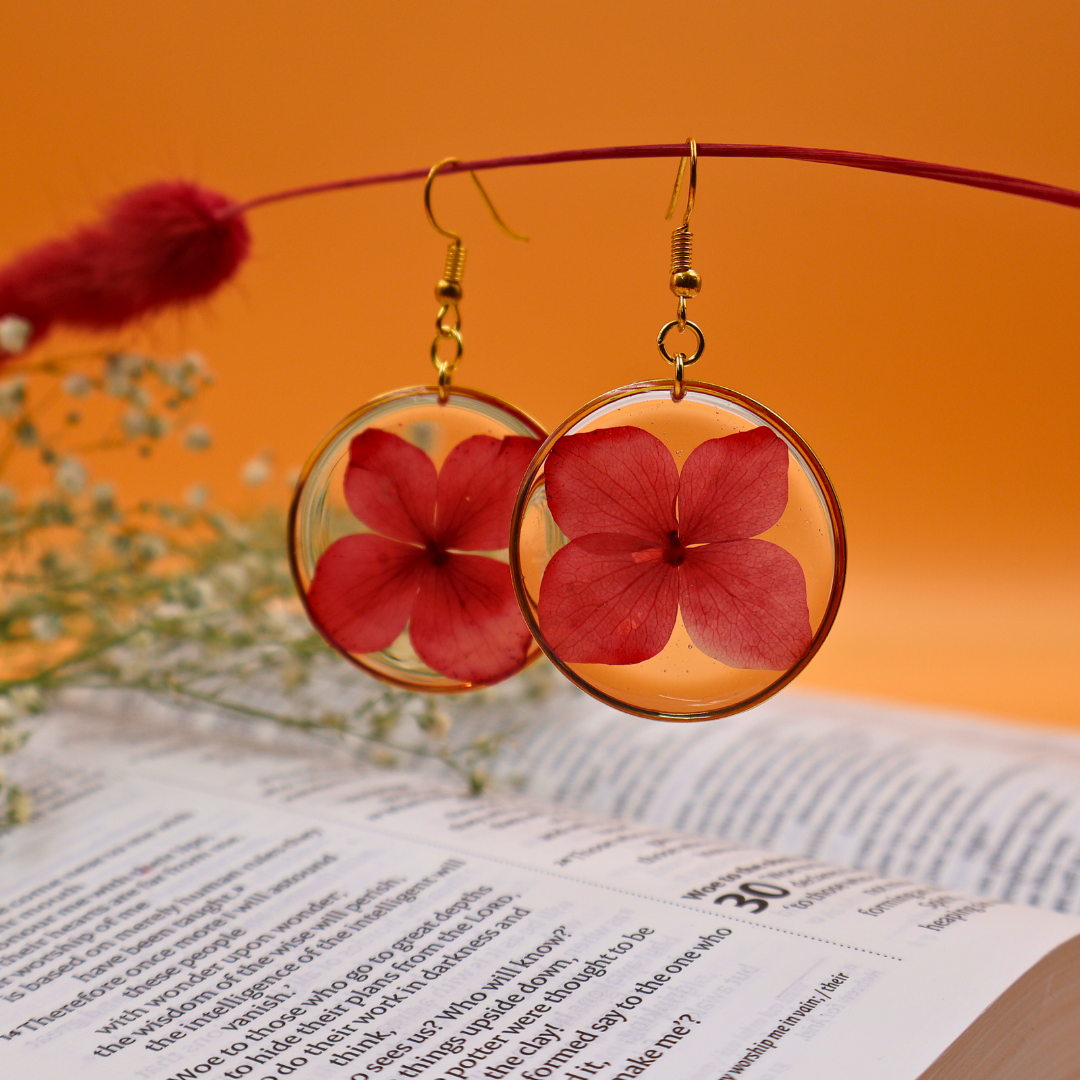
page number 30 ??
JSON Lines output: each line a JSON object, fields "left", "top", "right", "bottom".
{"left": 713, "top": 881, "right": 791, "bottom": 914}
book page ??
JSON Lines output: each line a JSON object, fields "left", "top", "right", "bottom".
{"left": 2, "top": 717, "right": 1078, "bottom": 1080}
{"left": 496, "top": 689, "right": 1080, "bottom": 914}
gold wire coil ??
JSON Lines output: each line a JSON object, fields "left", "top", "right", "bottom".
{"left": 669, "top": 224, "right": 702, "bottom": 302}
{"left": 670, "top": 225, "right": 693, "bottom": 275}
{"left": 436, "top": 241, "right": 467, "bottom": 304}
{"left": 444, "top": 241, "right": 466, "bottom": 283}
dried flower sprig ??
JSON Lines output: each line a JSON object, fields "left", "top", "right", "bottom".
{"left": 0, "top": 350, "right": 548, "bottom": 825}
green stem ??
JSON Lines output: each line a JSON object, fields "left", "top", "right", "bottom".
{"left": 139, "top": 682, "right": 475, "bottom": 780}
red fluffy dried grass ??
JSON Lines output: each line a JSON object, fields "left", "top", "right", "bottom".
{"left": 0, "top": 182, "right": 250, "bottom": 356}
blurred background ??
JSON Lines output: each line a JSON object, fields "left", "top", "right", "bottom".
{"left": 1, "top": 0, "right": 1076, "bottom": 725}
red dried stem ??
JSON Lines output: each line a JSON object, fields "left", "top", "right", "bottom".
{"left": 224, "top": 142, "right": 1080, "bottom": 218}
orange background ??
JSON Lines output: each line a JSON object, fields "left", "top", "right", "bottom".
{"left": 1, "top": 1, "right": 1077, "bottom": 725}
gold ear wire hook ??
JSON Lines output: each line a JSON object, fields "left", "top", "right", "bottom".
{"left": 665, "top": 138, "right": 697, "bottom": 224}
{"left": 663, "top": 137, "right": 702, "bottom": 325}
{"left": 424, "top": 158, "right": 529, "bottom": 243}
{"left": 425, "top": 158, "right": 527, "bottom": 401}
{"left": 659, "top": 138, "right": 703, "bottom": 397}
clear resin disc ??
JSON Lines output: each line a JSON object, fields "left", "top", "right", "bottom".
{"left": 290, "top": 386, "right": 546, "bottom": 692}
{"left": 509, "top": 380, "right": 845, "bottom": 720}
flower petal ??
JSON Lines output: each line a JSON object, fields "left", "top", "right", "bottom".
{"left": 678, "top": 539, "right": 812, "bottom": 669}
{"left": 545, "top": 426, "right": 678, "bottom": 542}
{"left": 344, "top": 428, "right": 436, "bottom": 543}
{"left": 409, "top": 554, "right": 534, "bottom": 683}
{"left": 537, "top": 533, "right": 679, "bottom": 664}
{"left": 678, "top": 427, "right": 790, "bottom": 544}
{"left": 435, "top": 435, "right": 541, "bottom": 551}
{"left": 306, "top": 534, "right": 425, "bottom": 654}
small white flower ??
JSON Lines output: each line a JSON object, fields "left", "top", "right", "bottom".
{"left": 0, "top": 484, "right": 16, "bottom": 509}
{"left": 54, "top": 457, "right": 87, "bottom": 496}
{"left": 0, "top": 376, "right": 25, "bottom": 418}
{"left": 122, "top": 410, "right": 150, "bottom": 438}
{"left": 0, "top": 697, "right": 15, "bottom": 723}
{"left": 63, "top": 373, "right": 93, "bottom": 398}
{"left": 5, "top": 787, "right": 32, "bottom": 824}
{"left": 134, "top": 534, "right": 167, "bottom": 561}
{"left": 112, "top": 353, "right": 145, "bottom": 379}
{"left": 153, "top": 601, "right": 189, "bottom": 620}
{"left": 0, "top": 729, "right": 29, "bottom": 754}
{"left": 146, "top": 415, "right": 169, "bottom": 439}
{"left": 183, "top": 425, "right": 212, "bottom": 451}
{"left": 185, "top": 483, "right": 210, "bottom": 508}
{"left": 0, "top": 316, "right": 32, "bottom": 354}
{"left": 9, "top": 685, "right": 43, "bottom": 714}
{"left": 91, "top": 482, "right": 116, "bottom": 511}
{"left": 179, "top": 351, "right": 205, "bottom": 376}
{"left": 422, "top": 707, "right": 452, "bottom": 740}
{"left": 241, "top": 452, "right": 272, "bottom": 487}
{"left": 216, "top": 563, "right": 251, "bottom": 593}
{"left": 29, "top": 614, "right": 62, "bottom": 642}
{"left": 192, "top": 577, "right": 219, "bottom": 607}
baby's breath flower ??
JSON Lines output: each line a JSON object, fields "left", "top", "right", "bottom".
{"left": 153, "top": 601, "right": 189, "bottom": 620}
{"left": 134, "top": 534, "right": 167, "bottom": 561}
{"left": 9, "top": 685, "right": 44, "bottom": 715}
{"left": 104, "top": 373, "right": 130, "bottom": 397}
{"left": 112, "top": 353, "right": 145, "bottom": 379}
{"left": 185, "top": 483, "right": 210, "bottom": 508}
{"left": 0, "top": 315, "right": 32, "bottom": 354}
{"left": 216, "top": 563, "right": 251, "bottom": 593}
{"left": 146, "top": 415, "right": 170, "bottom": 439}
{"left": 0, "top": 728, "right": 29, "bottom": 754}
{"left": 91, "top": 482, "right": 116, "bottom": 512}
{"left": 63, "top": 373, "right": 92, "bottom": 398}
{"left": 29, "top": 613, "right": 62, "bottom": 642}
{"left": 122, "top": 410, "right": 151, "bottom": 438}
{"left": 5, "top": 787, "right": 32, "bottom": 825}
{"left": 180, "top": 351, "right": 205, "bottom": 376}
{"left": 418, "top": 706, "right": 452, "bottom": 740}
{"left": 55, "top": 456, "right": 87, "bottom": 496}
{"left": 241, "top": 452, "right": 272, "bottom": 487}
{"left": 183, "top": 425, "right": 212, "bottom": 451}
{"left": 0, "top": 376, "right": 26, "bottom": 418}
{"left": 189, "top": 577, "right": 219, "bottom": 608}
{"left": 14, "top": 420, "right": 37, "bottom": 446}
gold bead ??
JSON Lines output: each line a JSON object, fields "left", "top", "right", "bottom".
{"left": 435, "top": 280, "right": 464, "bottom": 303}
{"left": 670, "top": 268, "right": 702, "bottom": 298}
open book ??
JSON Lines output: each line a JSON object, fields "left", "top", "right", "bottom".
{"left": 2, "top": 688, "right": 1080, "bottom": 1080}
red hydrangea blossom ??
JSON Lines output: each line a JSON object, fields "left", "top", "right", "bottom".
{"left": 307, "top": 429, "right": 541, "bottom": 684}
{"left": 538, "top": 425, "right": 812, "bottom": 669}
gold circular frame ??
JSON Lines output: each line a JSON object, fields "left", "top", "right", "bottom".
{"left": 509, "top": 379, "right": 847, "bottom": 721}
{"left": 289, "top": 384, "right": 547, "bottom": 693}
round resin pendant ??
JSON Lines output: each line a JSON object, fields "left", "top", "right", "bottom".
{"left": 509, "top": 381, "right": 845, "bottom": 720}
{"left": 290, "top": 386, "right": 546, "bottom": 692}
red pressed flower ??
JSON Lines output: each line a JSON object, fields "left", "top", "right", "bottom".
{"left": 307, "top": 429, "right": 541, "bottom": 684}
{"left": 538, "top": 425, "right": 812, "bottom": 669}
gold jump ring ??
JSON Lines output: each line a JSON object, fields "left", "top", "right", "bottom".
{"left": 657, "top": 319, "right": 705, "bottom": 365}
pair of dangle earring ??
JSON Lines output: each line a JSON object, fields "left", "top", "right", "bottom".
{"left": 292, "top": 143, "right": 845, "bottom": 721}
{"left": 289, "top": 159, "right": 546, "bottom": 692}
{"left": 509, "top": 139, "right": 846, "bottom": 721}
